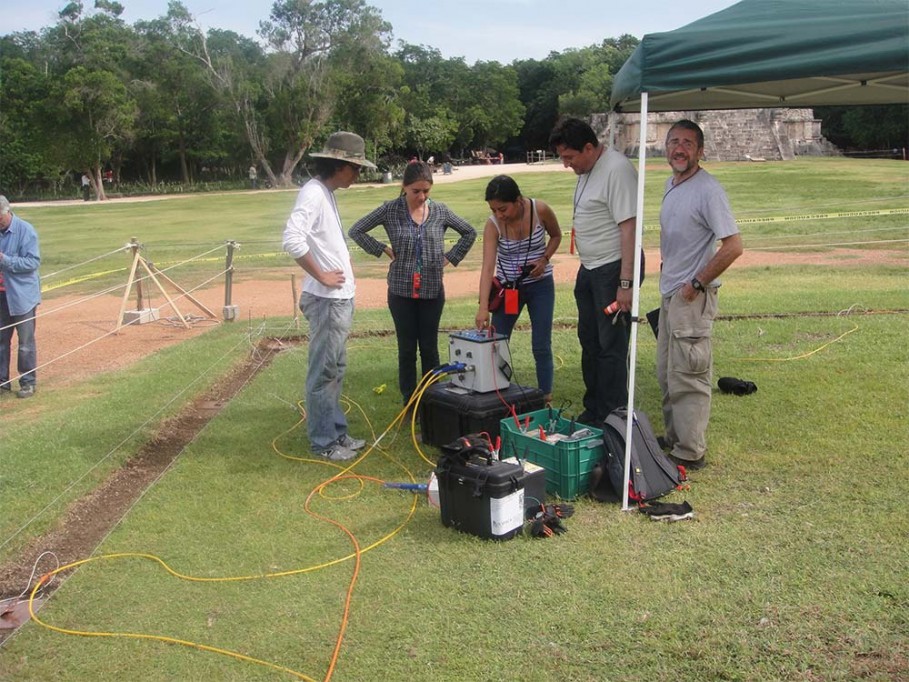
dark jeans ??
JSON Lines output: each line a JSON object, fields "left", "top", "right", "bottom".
{"left": 388, "top": 291, "right": 445, "bottom": 402}
{"left": 0, "top": 295, "right": 37, "bottom": 390}
{"left": 574, "top": 260, "right": 633, "bottom": 420}
{"left": 491, "top": 275, "right": 555, "bottom": 394}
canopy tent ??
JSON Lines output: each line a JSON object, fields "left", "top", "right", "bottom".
{"left": 611, "top": 0, "right": 909, "bottom": 112}
{"left": 606, "top": 0, "right": 909, "bottom": 509}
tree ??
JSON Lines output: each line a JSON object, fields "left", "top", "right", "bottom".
{"left": 395, "top": 44, "right": 523, "bottom": 156}
{"left": 51, "top": 66, "right": 138, "bottom": 199}
{"left": 0, "top": 53, "right": 64, "bottom": 196}
{"left": 182, "top": 0, "right": 392, "bottom": 187}
{"left": 133, "top": 6, "right": 225, "bottom": 185}
{"left": 816, "top": 105, "right": 909, "bottom": 152}
{"left": 407, "top": 114, "right": 457, "bottom": 160}
{"left": 37, "top": 0, "right": 139, "bottom": 198}
{"left": 455, "top": 61, "right": 524, "bottom": 151}
{"left": 257, "top": 0, "right": 393, "bottom": 185}
{"left": 330, "top": 45, "right": 406, "bottom": 160}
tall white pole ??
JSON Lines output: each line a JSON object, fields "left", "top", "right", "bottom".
{"left": 622, "top": 92, "right": 649, "bottom": 511}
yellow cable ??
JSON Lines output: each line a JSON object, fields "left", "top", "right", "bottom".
{"left": 736, "top": 322, "right": 859, "bottom": 362}
{"left": 28, "top": 576, "right": 316, "bottom": 681}
{"left": 31, "top": 372, "right": 435, "bottom": 679}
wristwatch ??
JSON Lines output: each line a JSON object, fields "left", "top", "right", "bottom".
{"left": 619, "top": 278, "right": 632, "bottom": 290}
{"left": 691, "top": 278, "right": 705, "bottom": 293}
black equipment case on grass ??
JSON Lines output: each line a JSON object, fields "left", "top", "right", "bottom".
{"left": 419, "top": 383, "right": 546, "bottom": 447}
{"left": 436, "top": 453, "right": 526, "bottom": 540}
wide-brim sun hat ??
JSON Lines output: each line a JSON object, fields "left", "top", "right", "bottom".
{"left": 309, "top": 131, "right": 377, "bottom": 169}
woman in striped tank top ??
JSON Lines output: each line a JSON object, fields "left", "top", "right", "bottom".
{"left": 475, "top": 175, "right": 562, "bottom": 403}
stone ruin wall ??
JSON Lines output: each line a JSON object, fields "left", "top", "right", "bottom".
{"left": 592, "top": 109, "right": 839, "bottom": 161}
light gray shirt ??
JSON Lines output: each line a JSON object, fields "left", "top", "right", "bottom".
{"left": 659, "top": 168, "right": 739, "bottom": 296}
{"left": 572, "top": 147, "right": 638, "bottom": 270}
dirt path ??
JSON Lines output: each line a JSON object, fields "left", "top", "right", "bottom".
{"left": 17, "top": 242, "right": 902, "bottom": 391}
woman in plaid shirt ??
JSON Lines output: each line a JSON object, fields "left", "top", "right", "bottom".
{"left": 349, "top": 162, "right": 476, "bottom": 402}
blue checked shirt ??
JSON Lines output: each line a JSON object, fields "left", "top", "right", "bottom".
{"left": 349, "top": 197, "right": 476, "bottom": 299}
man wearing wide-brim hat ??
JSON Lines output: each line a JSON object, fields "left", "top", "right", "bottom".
{"left": 282, "top": 131, "right": 375, "bottom": 461}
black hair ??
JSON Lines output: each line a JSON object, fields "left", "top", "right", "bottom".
{"left": 548, "top": 117, "right": 599, "bottom": 153}
{"left": 402, "top": 161, "right": 433, "bottom": 188}
{"left": 485, "top": 175, "right": 521, "bottom": 203}
{"left": 667, "top": 119, "right": 705, "bottom": 148}
{"left": 314, "top": 157, "right": 352, "bottom": 180}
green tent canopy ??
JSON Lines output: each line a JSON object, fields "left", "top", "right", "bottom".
{"left": 610, "top": 0, "right": 909, "bottom": 112}
{"left": 608, "top": 0, "right": 907, "bottom": 509}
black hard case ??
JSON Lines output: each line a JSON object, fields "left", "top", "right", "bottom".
{"left": 436, "top": 454, "right": 526, "bottom": 540}
{"left": 418, "top": 383, "right": 546, "bottom": 447}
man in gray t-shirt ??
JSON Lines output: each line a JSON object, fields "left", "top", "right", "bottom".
{"left": 550, "top": 118, "right": 638, "bottom": 423}
{"left": 657, "top": 120, "right": 743, "bottom": 471}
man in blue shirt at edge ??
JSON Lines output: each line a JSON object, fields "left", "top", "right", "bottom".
{"left": 0, "top": 195, "right": 42, "bottom": 399}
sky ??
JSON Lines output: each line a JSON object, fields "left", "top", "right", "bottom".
{"left": 4, "top": 0, "right": 739, "bottom": 64}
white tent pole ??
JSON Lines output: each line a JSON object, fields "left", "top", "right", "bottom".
{"left": 622, "top": 92, "right": 649, "bottom": 511}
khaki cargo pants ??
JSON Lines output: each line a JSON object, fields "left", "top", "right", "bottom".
{"left": 656, "top": 288, "right": 717, "bottom": 462}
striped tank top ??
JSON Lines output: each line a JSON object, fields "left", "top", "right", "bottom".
{"left": 492, "top": 199, "right": 553, "bottom": 284}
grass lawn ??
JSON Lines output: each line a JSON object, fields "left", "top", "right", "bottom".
{"left": 1, "top": 158, "right": 907, "bottom": 679}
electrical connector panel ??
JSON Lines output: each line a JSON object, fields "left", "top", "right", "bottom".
{"left": 447, "top": 330, "right": 512, "bottom": 393}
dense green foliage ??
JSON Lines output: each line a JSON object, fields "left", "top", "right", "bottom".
{"left": 3, "top": 1, "right": 904, "bottom": 203}
{"left": 1, "top": 0, "right": 638, "bottom": 199}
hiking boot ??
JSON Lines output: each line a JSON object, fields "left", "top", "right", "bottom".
{"left": 668, "top": 454, "right": 706, "bottom": 471}
{"left": 16, "top": 385, "right": 36, "bottom": 399}
{"left": 315, "top": 443, "right": 358, "bottom": 461}
{"left": 338, "top": 434, "right": 366, "bottom": 450}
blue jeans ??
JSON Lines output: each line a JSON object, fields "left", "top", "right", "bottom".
{"left": 0, "top": 295, "right": 37, "bottom": 390}
{"left": 300, "top": 293, "right": 354, "bottom": 451}
{"left": 387, "top": 291, "right": 445, "bottom": 402}
{"left": 574, "top": 261, "right": 631, "bottom": 420}
{"left": 492, "top": 275, "right": 555, "bottom": 394}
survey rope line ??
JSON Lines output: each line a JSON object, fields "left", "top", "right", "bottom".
{"left": 41, "top": 242, "right": 228, "bottom": 293}
{"left": 29, "top": 368, "right": 421, "bottom": 679}
{"left": 41, "top": 246, "right": 130, "bottom": 280}
{"left": 0, "top": 325, "right": 260, "bottom": 553}
{"left": 2, "top": 266, "right": 232, "bottom": 386}
{"left": 22, "top": 243, "right": 236, "bottom": 329}
{"left": 78, "top": 321, "right": 280, "bottom": 559}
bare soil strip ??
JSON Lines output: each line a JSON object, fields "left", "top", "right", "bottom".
{"left": 0, "top": 339, "right": 284, "bottom": 641}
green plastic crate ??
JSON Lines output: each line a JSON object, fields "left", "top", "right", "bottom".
{"left": 499, "top": 408, "right": 604, "bottom": 500}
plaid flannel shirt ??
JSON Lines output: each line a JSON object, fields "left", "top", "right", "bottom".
{"left": 349, "top": 196, "right": 476, "bottom": 299}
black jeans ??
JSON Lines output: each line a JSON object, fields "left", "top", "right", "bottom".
{"left": 574, "top": 260, "right": 638, "bottom": 420}
{"left": 388, "top": 291, "right": 445, "bottom": 402}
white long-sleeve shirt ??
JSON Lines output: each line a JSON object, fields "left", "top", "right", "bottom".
{"left": 282, "top": 179, "right": 355, "bottom": 299}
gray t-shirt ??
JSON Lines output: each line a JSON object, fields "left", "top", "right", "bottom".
{"left": 659, "top": 168, "right": 739, "bottom": 296}
{"left": 573, "top": 148, "right": 638, "bottom": 270}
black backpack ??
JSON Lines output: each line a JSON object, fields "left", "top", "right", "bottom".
{"left": 590, "top": 407, "right": 682, "bottom": 503}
